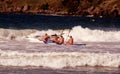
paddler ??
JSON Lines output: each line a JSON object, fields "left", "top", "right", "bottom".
{"left": 42, "top": 33, "right": 50, "bottom": 44}
{"left": 56, "top": 36, "right": 64, "bottom": 45}
{"left": 66, "top": 36, "right": 74, "bottom": 45}
{"left": 50, "top": 34, "right": 59, "bottom": 43}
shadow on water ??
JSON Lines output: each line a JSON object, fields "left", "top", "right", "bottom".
{"left": 0, "top": 13, "right": 120, "bottom": 30}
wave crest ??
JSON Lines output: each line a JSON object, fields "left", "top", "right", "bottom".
{"left": 0, "top": 26, "right": 120, "bottom": 42}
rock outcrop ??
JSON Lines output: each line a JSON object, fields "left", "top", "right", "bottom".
{"left": 0, "top": 0, "right": 120, "bottom": 17}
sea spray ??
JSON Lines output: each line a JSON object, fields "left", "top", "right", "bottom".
{"left": 27, "top": 26, "right": 120, "bottom": 42}
{"left": 0, "top": 50, "right": 120, "bottom": 69}
{"left": 69, "top": 26, "right": 120, "bottom": 42}
{"left": 0, "top": 26, "right": 120, "bottom": 42}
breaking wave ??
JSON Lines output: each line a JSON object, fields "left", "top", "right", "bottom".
{"left": 0, "top": 26, "right": 120, "bottom": 42}
{"left": 0, "top": 50, "right": 120, "bottom": 68}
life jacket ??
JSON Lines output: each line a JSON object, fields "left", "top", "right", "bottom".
{"left": 58, "top": 37, "right": 64, "bottom": 44}
{"left": 66, "top": 38, "right": 73, "bottom": 45}
{"left": 51, "top": 35, "right": 59, "bottom": 42}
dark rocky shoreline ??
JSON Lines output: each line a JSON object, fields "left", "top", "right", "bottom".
{"left": 0, "top": 0, "right": 120, "bottom": 17}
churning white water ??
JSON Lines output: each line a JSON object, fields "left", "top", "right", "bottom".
{"left": 0, "top": 41, "right": 120, "bottom": 69}
{"left": 0, "top": 26, "right": 120, "bottom": 42}
{"left": 0, "top": 51, "right": 120, "bottom": 69}
{"left": 26, "top": 26, "right": 120, "bottom": 42}
{"left": 0, "top": 26, "right": 120, "bottom": 69}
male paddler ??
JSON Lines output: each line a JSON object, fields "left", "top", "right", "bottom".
{"left": 50, "top": 34, "right": 59, "bottom": 43}
{"left": 66, "top": 36, "right": 74, "bottom": 45}
{"left": 42, "top": 33, "right": 50, "bottom": 44}
{"left": 56, "top": 36, "right": 64, "bottom": 45}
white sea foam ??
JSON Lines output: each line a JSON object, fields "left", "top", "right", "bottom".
{"left": 0, "top": 26, "right": 120, "bottom": 42}
{"left": 69, "top": 26, "right": 120, "bottom": 42}
{"left": 26, "top": 26, "right": 120, "bottom": 43}
{"left": 0, "top": 50, "right": 120, "bottom": 69}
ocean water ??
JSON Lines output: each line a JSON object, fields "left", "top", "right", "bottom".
{"left": 0, "top": 13, "right": 120, "bottom": 74}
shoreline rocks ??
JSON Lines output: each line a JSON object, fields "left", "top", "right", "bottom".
{"left": 0, "top": 0, "right": 120, "bottom": 17}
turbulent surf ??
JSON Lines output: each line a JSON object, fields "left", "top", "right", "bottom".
{"left": 0, "top": 13, "right": 120, "bottom": 72}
